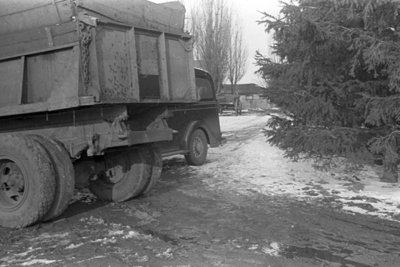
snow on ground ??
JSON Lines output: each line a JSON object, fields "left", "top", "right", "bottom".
{"left": 192, "top": 114, "right": 400, "bottom": 221}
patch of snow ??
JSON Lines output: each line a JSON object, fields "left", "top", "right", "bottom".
{"left": 248, "top": 244, "right": 259, "bottom": 250}
{"left": 91, "top": 237, "right": 117, "bottom": 245}
{"left": 219, "top": 115, "right": 270, "bottom": 132}
{"left": 13, "top": 247, "right": 41, "bottom": 257}
{"left": 193, "top": 114, "right": 400, "bottom": 221}
{"left": 123, "top": 230, "right": 141, "bottom": 239}
{"left": 77, "top": 216, "right": 154, "bottom": 245}
{"left": 123, "top": 230, "right": 153, "bottom": 241}
{"left": 80, "top": 216, "right": 106, "bottom": 225}
{"left": 1, "top": 234, "right": 71, "bottom": 266}
{"left": 155, "top": 248, "right": 174, "bottom": 259}
{"left": 108, "top": 230, "right": 124, "bottom": 236}
{"left": 341, "top": 206, "right": 380, "bottom": 216}
{"left": 20, "top": 259, "right": 58, "bottom": 266}
{"left": 75, "top": 256, "right": 106, "bottom": 264}
{"left": 65, "top": 243, "right": 84, "bottom": 249}
{"left": 28, "top": 232, "right": 69, "bottom": 242}
{"left": 261, "top": 242, "right": 281, "bottom": 257}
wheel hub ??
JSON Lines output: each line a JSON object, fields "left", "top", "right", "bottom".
{"left": 0, "top": 161, "right": 25, "bottom": 208}
{"left": 105, "top": 165, "right": 125, "bottom": 184}
{"left": 193, "top": 137, "right": 204, "bottom": 157}
{"left": 101, "top": 154, "right": 128, "bottom": 184}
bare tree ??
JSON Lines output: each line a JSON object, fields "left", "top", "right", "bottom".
{"left": 190, "top": 0, "right": 231, "bottom": 94}
{"left": 227, "top": 17, "right": 248, "bottom": 96}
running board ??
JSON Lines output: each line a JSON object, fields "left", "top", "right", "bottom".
{"left": 162, "top": 150, "right": 188, "bottom": 158}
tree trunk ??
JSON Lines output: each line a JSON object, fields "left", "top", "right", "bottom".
{"left": 381, "top": 158, "right": 399, "bottom": 183}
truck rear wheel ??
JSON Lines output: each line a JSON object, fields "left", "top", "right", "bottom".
{"left": 30, "top": 135, "right": 75, "bottom": 221}
{"left": 141, "top": 146, "right": 162, "bottom": 195}
{"left": 89, "top": 148, "right": 151, "bottom": 202}
{"left": 0, "top": 135, "right": 56, "bottom": 228}
{"left": 185, "top": 129, "right": 208, "bottom": 166}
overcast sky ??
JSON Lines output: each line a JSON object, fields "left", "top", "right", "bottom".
{"left": 152, "top": 0, "right": 282, "bottom": 85}
{"left": 226, "top": 0, "right": 281, "bottom": 85}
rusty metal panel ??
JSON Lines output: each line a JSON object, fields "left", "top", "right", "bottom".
{"left": 96, "top": 26, "right": 135, "bottom": 101}
{"left": 25, "top": 47, "right": 79, "bottom": 104}
{"left": 128, "top": 28, "right": 140, "bottom": 101}
{"left": 166, "top": 38, "right": 197, "bottom": 101}
{"left": 84, "top": 27, "right": 101, "bottom": 102}
{"left": 136, "top": 33, "right": 159, "bottom": 75}
{"left": 0, "top": 58, "right": 24, "bottom": 107}
{"left": 135, "top": 32, "right": 161, "bottom": 99}
{"left": 158, "top": 33, "right": 170, "bottom": 101}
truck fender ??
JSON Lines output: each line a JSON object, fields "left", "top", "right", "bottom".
{"left": 181, "top": 120, "right": 210, "bottom": 150}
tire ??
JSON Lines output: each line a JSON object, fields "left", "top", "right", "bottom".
{"left": 0, "top": 135, "right": 56, "bottom": 228}
{"left": 89, "top": 149, "right": 151, "bottom": 202}
{"left": 141, "top": 146, "right": 162, "bottom": 195}
{"left": 185, "top": 129, "right": 208, "bottom": 166}
{"left": 30, "top": 135, "right": 75, "bottom": 221}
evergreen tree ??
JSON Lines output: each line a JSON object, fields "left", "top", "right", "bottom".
{"left": 256, "top": 0, "right": 400, "bottom": 182}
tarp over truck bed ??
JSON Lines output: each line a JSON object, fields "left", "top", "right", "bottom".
{"left": 0, "top": 0, "right": 196, "bottom": 117}
{"left": 0, "top": 0, "right": 185, "bottom": 35}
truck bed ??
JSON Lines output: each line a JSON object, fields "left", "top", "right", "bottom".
{"left": 0, "top": 0, "right": 197, "bottom": 118}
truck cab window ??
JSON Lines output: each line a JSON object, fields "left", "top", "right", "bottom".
{"left": 196, "top": 77, "right": 214, "bottom": 101}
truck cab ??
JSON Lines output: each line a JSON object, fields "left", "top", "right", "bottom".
{"left": 159, "top": 68, "right": 221, "bottom": 165}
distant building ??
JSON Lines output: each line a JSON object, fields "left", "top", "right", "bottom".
{"left": 220, "top": 83, "right": 272, "bottom": 111}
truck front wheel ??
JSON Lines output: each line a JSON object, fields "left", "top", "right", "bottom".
{"left": 89, "top": 148, "right": 151, "bottom": 202}
{"left": 185, "top": 129, "right": 208, "bottom": 166}
{"left": 0, "top": 135, "right": 56, "bottom": 228}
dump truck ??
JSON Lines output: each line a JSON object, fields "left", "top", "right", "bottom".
{"left": 0, "top": 0, "right": 221, "bottom": 228}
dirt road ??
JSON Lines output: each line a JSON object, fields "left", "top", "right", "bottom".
{"left": 1, "top": 113, "right": 400, "bottom": 267}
